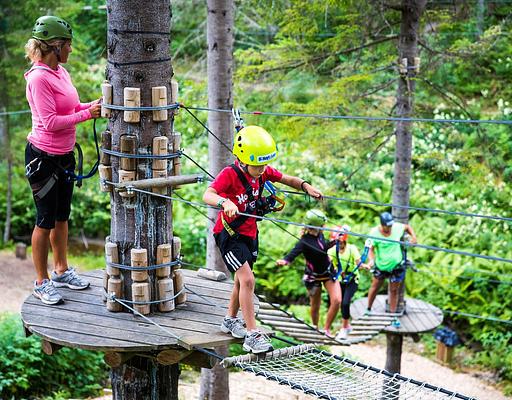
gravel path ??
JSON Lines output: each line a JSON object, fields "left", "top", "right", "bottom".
{"left": 1, "top": 251, "right": 509, "bottom": 399}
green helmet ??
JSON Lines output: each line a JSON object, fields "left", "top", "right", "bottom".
{"left": 32, "top": 16, "right": 73, "bottom": 41}
{"left": 305, "top": 209, "right": 327, "bottom": 227}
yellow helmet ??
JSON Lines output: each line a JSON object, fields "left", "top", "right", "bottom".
{"left": 233, "top": 126, "right": 278, "bottom": 166}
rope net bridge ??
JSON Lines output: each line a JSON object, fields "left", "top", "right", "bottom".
{"left": 256, "top": 295, "right": 401, "bottom": 345}
{"left": 222, "top": 344, "right": 474, "bottom": 400}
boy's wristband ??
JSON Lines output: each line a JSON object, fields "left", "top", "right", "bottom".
{"left": 217, "top": 197, "right": 227, "bottom": 207}
{"left": 300, "top": 180, "right": 311, "bottom": 192}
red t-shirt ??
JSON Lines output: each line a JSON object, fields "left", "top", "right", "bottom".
{"left": 210, "top": 161, "right": 283, "bottom": 239}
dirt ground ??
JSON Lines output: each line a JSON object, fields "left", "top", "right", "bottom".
{"left": 2, "top": 250, "right": 509, "bottom": 400}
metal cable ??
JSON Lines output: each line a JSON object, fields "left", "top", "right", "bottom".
{"left": 277, "top": 189, "right": 512, "bottom": 223}
{"left": 185, "top": 105, "right": 512, "bottom": 126}
{"left": 124, "top": 185, "right": 512, "bottom": 264}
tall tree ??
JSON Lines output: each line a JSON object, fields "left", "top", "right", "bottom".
{"left": 199, "top": 1, "right": 234, "bottom": 398}
{"left": 387, "top": 0, "right": 427, "bottom": 375}
{"left": 105, "top": 1, "right": 178, "bottom": 398}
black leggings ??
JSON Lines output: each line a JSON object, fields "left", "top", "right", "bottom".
{"left": 340, "top": 279, "right": 358, "bottom": 320}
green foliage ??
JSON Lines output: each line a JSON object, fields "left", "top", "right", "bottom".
{"left": 2, "top": 0, "right": 512, "bottom": 393}
{"left": 0, "top": 313, "right": 107, "bottom": 399}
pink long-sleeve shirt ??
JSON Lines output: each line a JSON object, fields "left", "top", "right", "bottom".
{"left": 25, "top": 61, "right": 93, "bottom": 155}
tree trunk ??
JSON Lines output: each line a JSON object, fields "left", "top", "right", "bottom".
{"left": 388, "top": 0, "right": 426, "bottom": 374}
{"left": 383, "top": 333, "right": 403, "bottom": 399}
{"left": 477, "top": 0, "right": 485, "bottom": 38}
{"left": 106, "top": 0, "right": 173, "bottom": 308}
{"left": 106, "top": 1, "right": 177, "bottom": 397}
{"left": 111, "top": 356, "right": 180, "bottom": 400}
{"left": 200, "top": 1, "right": 234, "bottom": 399}
{"left": 0, "top": 109, "right": 11, "bottom": 244}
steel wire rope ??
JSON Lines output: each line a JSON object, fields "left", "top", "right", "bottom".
{"left": 184, "top": 105, "right": 512, "bottom": 125}
{"left": 119, "top": 185, "right": 512, "bottom": 265}
{"left": 276, "top": 189, "right": 512, "bottom": 223}
{"left": 417, "top": 269, "right": 512, "bottom": 286}
{"left": 181, "top": 105, "right": 511, "bottom": 225}
{"left": 108, "top": 294, "right": 223, "bottom": 359}
{"left": 104, "top": 181, "right": 512, "bottom": 324}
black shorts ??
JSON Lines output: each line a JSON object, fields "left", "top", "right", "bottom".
{"left": 25, "top": 143, "right": 75, "bottom": 230}
{"left": 373, "top": 264, "right": 406, "bottom": 283}
{"left": 214, "top": 229, "right": 259, "bottom": 273}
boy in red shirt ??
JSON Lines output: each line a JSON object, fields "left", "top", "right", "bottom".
{"left": 203, "top": 125, "right": 322, "bottom": 353}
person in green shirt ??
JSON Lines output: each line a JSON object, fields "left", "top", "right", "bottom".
{"left": 366, "top": 212, "right": 417, "bottom": 322}
{"left": 329, "top": 225, "right": 370, "bottom": 340}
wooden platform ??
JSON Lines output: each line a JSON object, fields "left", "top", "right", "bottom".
{"left": 21, "top": 269, "right": 254, "bottom": 352}
{"left": 351, "top": 295, "right": 443, "bottom": 334}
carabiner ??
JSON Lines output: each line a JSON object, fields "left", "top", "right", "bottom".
{"left": 25, "top": 157, "right": 42, "bottom": 178}
{"left": 232, "top": 108, "right": 244, "bottom": 132}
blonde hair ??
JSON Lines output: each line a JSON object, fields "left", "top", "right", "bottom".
{"left": 24, "top": 38, "right": 67, "bottom": 63}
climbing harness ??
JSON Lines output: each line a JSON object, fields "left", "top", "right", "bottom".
{"left": 335, "top": 238, "right": 372, "bottom": 283}
{"left": 221, "top": 163, "right": 284, "bottom": 236}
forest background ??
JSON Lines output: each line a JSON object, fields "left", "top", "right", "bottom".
{"left": 0, "top": 0, "right": 511, "bottom": 398}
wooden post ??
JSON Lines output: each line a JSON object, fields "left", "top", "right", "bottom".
{"left": 101, "top": 81, "right": 113, "bottom": 118}
{"left": 111, "top": 356, "right": 180, "bottom": 400}
{"left": 152, "top": 86, "right": 168, "bottom": 122}
{"left": 383, "top": 332, "right": 403, "bottom": 399}
{"left": 123, "top": 87, "right": 141, "bottom": 123}
{"left": 15, "top": 242, "right": 27, "bottom": 260}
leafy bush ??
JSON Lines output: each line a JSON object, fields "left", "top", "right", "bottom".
{"left": 0, "top": 313, "right": 107, "bottom": 399}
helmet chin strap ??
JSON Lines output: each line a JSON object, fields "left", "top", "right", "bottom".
{"left": 52, "top": 45, "right": 62, "bottom": 63}
{"left": 238, "top": 161, "right": 249, "bottom": 174}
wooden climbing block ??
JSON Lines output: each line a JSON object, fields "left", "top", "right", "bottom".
{"left": 436, "top": 342, "right": 453, "bottom": 364}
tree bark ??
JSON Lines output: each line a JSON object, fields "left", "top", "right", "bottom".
{"left": 199, "top": 0, "right": 234, "bottom": 399}
{"left": 392, "top": 0, "right": 426, "bottom": 223}
{"left": 106, "top": 1, "right": 177, "bottom": 398}
{"left": 106, "top": 0, "right": 173, "bottom": 307}
{"left": 388, "top": 0, "right": 426, "bottom": 376}
{"left": 111, "top": 356, "right": 180, "bottom": 400}
{"left": 383, "top": 333, "right": 403, "bottom": 399}
{"left": 0, "top": 109, "right": 11, "bottom": 244}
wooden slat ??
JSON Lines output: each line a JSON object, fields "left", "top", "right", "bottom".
{"left": 351, "top": 295, "right": 443, "bottom": 334}
{"left": 21, "top": 269, "right": 251, "bottom": 352}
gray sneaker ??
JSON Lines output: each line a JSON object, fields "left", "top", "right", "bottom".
{"left": 33, "top": 279, "right": 63, "bottom": 305}
{"left": 243, "top": 331, "right": 273, "bottom": 354}
{"left": 51, "top": 267, "right": 90, "bottom": 290}
{"left": 220, "top": 317, "right": 247, "bottom": 339}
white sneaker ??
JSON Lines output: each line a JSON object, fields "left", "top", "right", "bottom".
{"left": 220, "top": 317, "right": 247, "bottom": 338}
{"left": 335, "top": 328, "right": 349, "bottom": 340}
{"left": 51, "top": 267, "right": 90, "bottom": 290}
{"left": 33, "top": 279, "right": 63, "bottom": 305}
{"left": 243, "top": 330, "right": 273, "bottom": 354}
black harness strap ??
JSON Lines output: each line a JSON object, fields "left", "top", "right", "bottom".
{"left": 222, "top": 164, "right": 263, "bottom": 236}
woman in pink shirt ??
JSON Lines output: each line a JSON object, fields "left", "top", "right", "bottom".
{"left": 24, "top": 16, "right": 101, "bottom": 305}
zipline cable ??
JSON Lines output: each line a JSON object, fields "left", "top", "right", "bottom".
{"left": 185, "top": 105, "right": 512, "bottom": 126}
{"left": 277, "top": 189, "right": 512, "bottom": 223}
{"left": 121, "top": 184, "right": 512, "bottom": 265}
{"left": 181, "top": 105, "right": 511, "bottom": 224}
